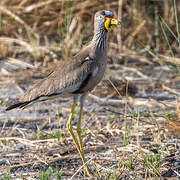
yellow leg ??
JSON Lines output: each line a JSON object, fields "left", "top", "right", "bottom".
{"left": 76, "top": 105, "right": 90, "bottom": 175}
{"left": 66, "top": 103, "right": 90, "bottom": 176}
{"left": 66, "top": 102, "right": 79, "bottom": 151}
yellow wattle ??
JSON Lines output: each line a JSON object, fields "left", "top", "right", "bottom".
{"left": 104, "top": 18, "right": 111, "bottom": 31}
{"left": 104, "top": 17, "right": 119, "bottom": 31}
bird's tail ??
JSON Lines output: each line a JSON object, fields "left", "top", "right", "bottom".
{"left": 6, "top": 101, "right": 31, "bottom": 111}
{"left": 5, "top": 96, "right": 49, "bottom": 111}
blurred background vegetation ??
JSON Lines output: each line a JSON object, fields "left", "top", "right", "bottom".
{"left": 0, "top": 1, "right": 180, "bottom": 178}
{"left": 0, "top": 0, "right": 179, "bottom": 65}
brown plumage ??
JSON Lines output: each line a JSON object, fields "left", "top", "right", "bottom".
{"left": 6, "top": 44, "right": 105, "bottom": 110}
{"left": 6, "top": 10, "right": 121, "bottom": 175}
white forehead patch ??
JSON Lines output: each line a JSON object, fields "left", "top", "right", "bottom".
{"left": 92, "top": 66, "right": 99, "bottom": 77}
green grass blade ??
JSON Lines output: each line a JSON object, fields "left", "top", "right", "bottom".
{"left": 173, "top": 0, "right": 180, "bottom": 47}
{"left": 159, "top": 15, "right": 179, "bottom": 42}
{"left": 160, "top": 22, "right": 174, "bottom": 57}
{"left": 160, "top": 21, "right": 180, "bottom": 74}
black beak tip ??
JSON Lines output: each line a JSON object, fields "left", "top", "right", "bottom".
{"left": 118, "top": 21, "right": 121, "bottom": 25}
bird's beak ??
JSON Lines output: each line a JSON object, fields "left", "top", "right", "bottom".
{"left": 105, "top": 17, "right": 121, "bottom": 31}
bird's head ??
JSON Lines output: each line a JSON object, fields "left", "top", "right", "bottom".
{"left": 94, "top": 10, "right": 121, "bottom": 32}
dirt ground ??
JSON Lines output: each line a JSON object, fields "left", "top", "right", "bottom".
{"left": 1, "top": 52, "right": 180, "bottom": 179}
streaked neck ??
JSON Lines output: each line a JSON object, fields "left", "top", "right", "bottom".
{"left": 91, "top": 29, "right": 108, "bottom": 51}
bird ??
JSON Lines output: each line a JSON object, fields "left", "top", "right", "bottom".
{"left": 6, "top": 10, "right": 121, "bottom": 175}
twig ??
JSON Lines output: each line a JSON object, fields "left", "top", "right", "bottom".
{"left": 117, "top": 0, "right": 122, "bottom": 51}
{"left": 159, "top": 54, "right": 180, "bottom": 65}
{"left": 162, "top": 84, "right": 180, "bottom": 96}
{"left": 7, "top": 57, "right": 34, "bottom": 69}
{"left": 70, "top": 157, "right": 94, "bottom": 180}
{"left": 89, "top": 94, "right": 126, "bottom": 106}
{"left": 125, "top": 20, "right": 146, "bottom": 47}
{"left": 0, "top": 6, "right": 35, "bottom": 34}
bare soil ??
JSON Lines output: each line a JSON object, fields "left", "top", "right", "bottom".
{"left": 1, "top": 53, "right": 180, "bottom": 179}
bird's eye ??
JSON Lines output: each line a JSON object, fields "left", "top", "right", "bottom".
{"left": 98, "top": 15, "right": 104, "bottom": 20}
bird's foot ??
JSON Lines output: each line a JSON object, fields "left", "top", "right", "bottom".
{"left": 83, "top": 165, "right": 91, "bottom": 177}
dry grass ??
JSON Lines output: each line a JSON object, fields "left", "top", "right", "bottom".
{"left": 0, "top": 0, "right": 180, "bottom": 179}
{"left": 0, "top": 0, "right": 179, "bottom": 59}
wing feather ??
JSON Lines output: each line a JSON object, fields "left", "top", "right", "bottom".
{"left": 20, "top": 47, "right": 94, "bottom": 102}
